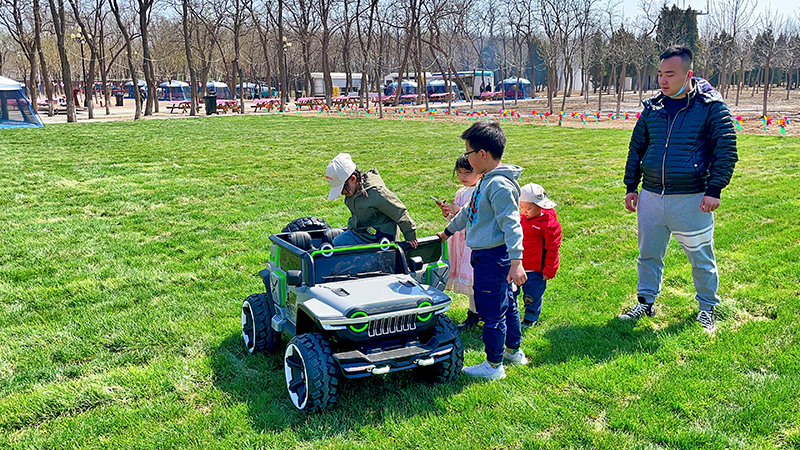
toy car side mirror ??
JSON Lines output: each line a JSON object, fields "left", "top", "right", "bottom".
{"left": 286, "top": 270, "right": 302, "bottom": 286}
{"left": 409, "top": 256, "right": 424, "bottom": 272}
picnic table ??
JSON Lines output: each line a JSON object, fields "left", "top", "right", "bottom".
{"left": 216, "top": 99, "right": 241, "bottom": 114}
{"left": 331, "top": 96, "right": 356, "bottom": 106}
{"left": 428, "top": 93, "right": 451, "bottom": 103}
{"left": 251, "top": 98, "right": 281, "bottom": 112}
{"left": 166, "top": 100, "right": 201, "bottom": 113}
{"left": 295, "top": 97, "right": 325, "bottom": 110}
{"left": 480, "top": 91, "right": 504, "bottom": 100}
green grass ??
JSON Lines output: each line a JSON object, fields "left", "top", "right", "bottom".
{"left": 1, "top": 115, "right": 799, "bottom": 449}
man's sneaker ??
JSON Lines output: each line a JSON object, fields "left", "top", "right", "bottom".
{"left": 619, "top": 299, "right": 655, "bottom": 320}
{"left": 462, "top": 360, "right": 506, "bottom": 380}
{"left": 521, "top": 319, "right": 538, "bottom": 328}
{"left": 503, "top": 348, "right": 528, "bottom": 365}
{"left": 457, "top": 311, "right": 481, "bottom": 331}
{"left": 697, "top": 309, "right": 716, "bottom": 333}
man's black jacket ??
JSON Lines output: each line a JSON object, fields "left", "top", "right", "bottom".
{"left": 624, "top": 78, "right": 738, "bottom": 198}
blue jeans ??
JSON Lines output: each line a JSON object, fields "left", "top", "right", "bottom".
{"left": 471, "top": 246, "right": 523, "bottom": 365}
{"left": 520, "top": 271, "right": 546, "bottom": 322}
{"left": 332, "top": 230, "right": 368, "bottom": 247}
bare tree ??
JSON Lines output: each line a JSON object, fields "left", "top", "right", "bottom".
{"left": 708, "top": 0, "right": 757, "bottom": 99}
{"left": 109, "top": 0, "right": 143, "bottom": 119}
{"left": 68, "top": 0, "right": 105, "bottom": 119}
{"left": 48, "top": 0, "right": 77, "bottom": 122}
{"left": 181, "top": 0, "right": 199, "bottom": 114}
{"left": 753, "top": 10, "right": 783, "bottom": 116}
{"left": 33, "top": 0, "right": 55, "bottom": 116}
{"left": 1, "top": 0, "right": 38, "bottom": 105}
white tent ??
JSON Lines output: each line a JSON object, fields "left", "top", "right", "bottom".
{"left": 0, "top": 76, "right": 42, "bottom": 128}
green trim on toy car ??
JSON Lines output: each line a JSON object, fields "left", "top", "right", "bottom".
{"left": 271, "top": 246, "right": 280, "bottom": 264}
{"left": 426, "top": 262, "right": 448, "bottom": 286}
{"left": 417, "top": 301, "right": 433, "bottom": 322}
{"left": 442, "top": 241, "right": 449, "bottom": 261}
{"left": 310, "top": 242, "right": 399, "bottom": 258}
{"left": 348, "top": 311, "right": 369, "bottom": 333}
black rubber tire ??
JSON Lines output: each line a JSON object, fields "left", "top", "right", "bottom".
{"left": 241, "top": 293, "right": 280, "bottom": 354}
{"left": 284, "top": 333, "right": 340, "bottom": 411}
{"left": 288, "top": 231, "right": 313, "bottom": 251}
{"left": 322, "top": 228, "right": 344, "bottom": 244}
{"left": 282, "top": 216, "right": 331, "bottom": 233}
{"left": 417, "top": 315, "right": 464, "bottom": 383}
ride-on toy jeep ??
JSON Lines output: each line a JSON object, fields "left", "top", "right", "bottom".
{"left": 241, "top": 217, "right": 464, "bottom": 411}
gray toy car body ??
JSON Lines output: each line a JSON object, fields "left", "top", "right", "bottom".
{"left": 241, "top": 221, "right": 463, "bottom": 411}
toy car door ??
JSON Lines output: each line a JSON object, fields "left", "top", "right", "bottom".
{"left": 399, "top": 236, "right": 449, "bottom": 291}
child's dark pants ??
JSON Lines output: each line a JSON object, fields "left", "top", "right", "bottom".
{"left": 471, "top": 245, "right": 523, "bottom": 365}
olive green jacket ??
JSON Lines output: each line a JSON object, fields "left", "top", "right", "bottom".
{"left": 344, "top": 169, "right": 417, "bottom": 243}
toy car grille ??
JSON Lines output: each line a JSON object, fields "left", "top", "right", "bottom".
{"left": 368, "top": 313, "right": 417, "bottom": 337}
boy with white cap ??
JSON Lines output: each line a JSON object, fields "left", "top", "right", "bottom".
{"left": 518, "top": 183, "right": 562, "bottom": 327}
{"left": 325, "top": 153, "right": 417, "bottom": 248}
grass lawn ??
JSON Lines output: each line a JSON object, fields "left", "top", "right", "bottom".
{"left": 1, "top": 115, "right": 799, "bottom": 449}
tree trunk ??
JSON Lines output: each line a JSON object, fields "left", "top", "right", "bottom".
{"left": 33, "top": 0, "right": 54, "bottom": 116}
{"left": 109, "top": 0, "right": 141, "bottom": 119}
{"left": 182, "top": 0, "right": 198, "bottom": 115}
{"left": 762, "top": 56, "right": 771, "bottom": 117}
{"left": 615, "top": 63, "right": 626, "bottom": 115}
{"left": 48, "top": 0, "right": 76, "bottom": 122}
{"left": 277, "top": 0, "right": 286, "bottom": 111}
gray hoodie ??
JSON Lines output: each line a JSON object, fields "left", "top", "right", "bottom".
{"left": 445, "top": 164, "right": 523, "bottom": 259}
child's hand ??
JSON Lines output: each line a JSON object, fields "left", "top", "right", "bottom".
{"left": 542, "top": 275, "right": 551, "bottom": 281}
{"left": 439, "top": 201, "right": 460, "bottom": 218}
{"left": 435, "top": 231, "right": 450, "bottom": 242}
{"left": 508, "top": 260, "right": 527, "bottom": 286}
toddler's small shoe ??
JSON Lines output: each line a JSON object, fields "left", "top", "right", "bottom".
{"left": 521, "top": 319, "right": 537, "bottom": 328}
{"left": 457, "top": 311, "right": 481, "bottom": 331}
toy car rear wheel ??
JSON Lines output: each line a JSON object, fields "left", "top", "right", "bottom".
{"left": 417, "top": 315, "right": 464, "bottom": 383}
{"left": 282, "top": 216, "right": 330, "bottom": 233}
{"left": 241, "top": 293, "right": 279, "bottom": 353}
{"left": 284, "top": 333, "right": 340, "bottom": 411}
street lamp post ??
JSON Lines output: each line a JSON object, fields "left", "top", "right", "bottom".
{"left": 70, "top": 28, "right": 91, "bottom": 108}
{"left": 282, "top": 37, "right": 292, "bottom": 104}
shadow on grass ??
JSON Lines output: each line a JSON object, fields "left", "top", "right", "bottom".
{"left": 210, "top": 331, "right": 471, "bottom": 436}
{"left": 531, "top": 315, "right": 697, "bottom": 366}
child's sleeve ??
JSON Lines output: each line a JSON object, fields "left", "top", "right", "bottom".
{"left": 445, "top": 205, "right": 468, "bottom": 235}
{"left": 490, "top": 183, "right": 523, "bottom": 260}
{"left": 374, "top": 188, "right": 417, "bottom": 241}
{"left": 543, "top": 220, "right": 562, "bottom": 279}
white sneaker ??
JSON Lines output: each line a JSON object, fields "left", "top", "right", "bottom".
{"left": 462, "top": 360, "right": 506, "bottom": 380}
{"left": 503, "top": 348, "right": 528, "bottom": 365}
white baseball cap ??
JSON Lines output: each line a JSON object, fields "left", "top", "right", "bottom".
{"left": 520, "top": 183, "right": 557, "bottom": 209}
{"left": 325, "top": 153, "right": 357, "bottom": 200}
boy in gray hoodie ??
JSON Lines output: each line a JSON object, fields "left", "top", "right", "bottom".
{"left": 436, "top": 121, "right": 528, "bottom": 380}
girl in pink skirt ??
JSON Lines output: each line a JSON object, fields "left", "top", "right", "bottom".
{"left": 438, "top": 155, "right": 482, "bottom": 329}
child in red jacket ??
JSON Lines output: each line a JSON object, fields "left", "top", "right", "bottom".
{"left": 518, "top": 183, "right": 562, "bottom": 327}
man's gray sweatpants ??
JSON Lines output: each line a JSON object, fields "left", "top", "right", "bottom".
{"left": 637, "top": 189, "right": 720, "bottom": 311}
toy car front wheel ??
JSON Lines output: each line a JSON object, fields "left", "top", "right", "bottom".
{"left": 418, "top": 315, "right": 464, "bottom": 383}
{"left": 241, "top": 293, "right": 279, "bottom": 353}
{"left": 284, "top": 333, "right": 340, "bottom": 411}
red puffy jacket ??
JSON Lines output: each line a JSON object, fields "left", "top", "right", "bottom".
{"left": 521, "top": 208, "right": 562, "bottom": 279}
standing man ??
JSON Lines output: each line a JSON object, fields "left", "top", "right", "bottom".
{"left": 620, "top": 45, "right": 738, "bottom": 333}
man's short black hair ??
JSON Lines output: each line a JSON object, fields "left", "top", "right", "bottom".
{"left": 660, "top": 45, "right": 693, "bottom": 73}
{"left": 460, "top": 121, "right": 506, "bottom": 159}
